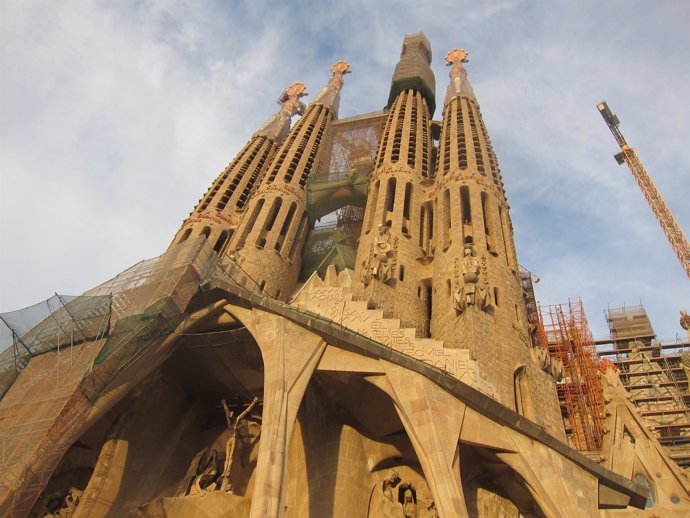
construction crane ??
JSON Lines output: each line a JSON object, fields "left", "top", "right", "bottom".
{"left": 597, "top": 101, "right": 690, "bottom": 280}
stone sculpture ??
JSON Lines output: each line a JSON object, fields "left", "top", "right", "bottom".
{"left": 454, "top": 244, "right": 490, "bottom": 313}
{"left": 363, "top": 225, "right": 395, "bottom": 285}
{"left": 220, "top": 396, "right": 260, "bottom": 492}
{"left": 402, "top": 488, "right": 417, "bottom": 518}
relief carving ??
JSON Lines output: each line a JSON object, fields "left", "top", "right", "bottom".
{"left": 454, "top": 244, "right": 491, "bottom": 314}
{"left": 362, "top": 224, "right": 397, "bottom": 286}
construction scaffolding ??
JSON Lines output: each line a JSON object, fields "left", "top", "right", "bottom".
{"left": 596, "top": 304, "right": 690, "bottom": 468}
{"left": 538, "top": 299, "right": 605, "bottom": 451}
{"left": 307, "top": 111, "right": 387, "bottom": 221}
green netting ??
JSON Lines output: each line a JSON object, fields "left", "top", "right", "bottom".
{"left": 92, "top": 297, "right": 180, "bottom": 369}
{"left": 0, "top": 294, "right": 112, "bottom": 398}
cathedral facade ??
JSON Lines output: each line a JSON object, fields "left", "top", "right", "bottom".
{"left": 1, "top": 33, "right": 688, "bottom": 518}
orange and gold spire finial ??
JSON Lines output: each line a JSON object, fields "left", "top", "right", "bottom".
{"left": 313, "top": 60, "right": 351, "bottom": 116}
{"left": 444, "top": 47, "right": 475, "bottom": 105}
{"left": 445, "top": 48, "right": 469, "bottom": 66}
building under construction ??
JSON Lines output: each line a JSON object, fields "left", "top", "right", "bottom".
{"left": 0, "top": 33, "right": 688, "bottom": 518}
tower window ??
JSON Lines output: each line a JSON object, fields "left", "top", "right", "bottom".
{"left": 214, "top": 230, "right": 229, "bottom": 254}
{"left": 237, "top": 198, "right": 264, "bottom": 249}
{"left": 200, "top": 226, "right": 211, "bottom": 239}
{"left": 402, "top": 183, "right": 412, "bottom": 236}
{"left": 177, "top": 228, "right": 192, "bottom": 244}
{"left": 275, "top": 202, "right": 297, "bottom": 253}
{"left": 256, "top": 197, "right": 282, "bottom": 249}
{"left": 460, "top": 186, "right": 472, "bottom": 242}
{"left": 288, "top": 213, "right": 308, "bottom": 261}
{"left": 366, "top": 181, "right": 380, "bottom": 233}
{"left": 480, "top": 191, "right": 496, "bottom": 253}
{"left": 384, "top": 177, "right": 397, "bottom": 224}
{"left": 442, "top": 189, "right": 451, "bottom": 250}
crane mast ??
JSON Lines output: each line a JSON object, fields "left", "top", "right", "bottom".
{"left": 597, "top": 101, "right": 690, "bottom": 280}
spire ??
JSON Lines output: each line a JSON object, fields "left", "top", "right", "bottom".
{"left": 444, "top": 48, "right": 476, "bottom": 105}
{"left": 254, "top": 82, "right": 308, "bottom": 143}
{"left": 312, "top": 60, "right": 351, "bottom": 118}
{"left": 386, "top": 32, "right": 436, "bottom": 115}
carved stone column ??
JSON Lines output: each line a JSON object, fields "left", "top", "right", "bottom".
{"left": 226, "top": 305, "right": 326, "bottom": 518}
{"left": 370, "top": 363, "right": 470, "bottom": 518}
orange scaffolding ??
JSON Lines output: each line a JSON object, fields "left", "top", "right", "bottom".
{"left": 538, "top": 298, "right": 605, "bottom": 451}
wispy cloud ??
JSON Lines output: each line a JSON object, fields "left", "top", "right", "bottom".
{"left": 1, "top": 0, "right": 688, "bottom": 339}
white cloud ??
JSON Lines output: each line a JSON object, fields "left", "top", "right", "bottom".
{"left": 1, "top": 0, "right": 688, "bottom": 340}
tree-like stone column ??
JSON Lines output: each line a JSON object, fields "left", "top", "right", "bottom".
{"left": 370, "top": 363, "right": 470, "bottom": 518}
{"left": 225, "top": 305, "right": 326, "bottom": 518}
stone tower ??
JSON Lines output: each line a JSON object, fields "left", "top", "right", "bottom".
{"left": 430, "top": 49, "right": 541, "bottom": 410}
{"left": 168, "top": 83, "right": 308, "bottom": 254}
{"left": 353, "top": 33, "right": 435, "bottom": 335}
{"left": 227, "top": 62, "right": 350, "bottom": 300}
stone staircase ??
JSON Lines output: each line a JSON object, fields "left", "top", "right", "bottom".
{"left": 291, "top": 266, "right": 480, "bottom": 386}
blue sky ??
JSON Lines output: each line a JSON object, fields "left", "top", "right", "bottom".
{"left": 1, "top": 0, "right": 688, "bottom": 340}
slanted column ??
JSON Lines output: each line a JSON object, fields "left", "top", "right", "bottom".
{"left": 353, "top": 33, "right": 435, "bottom": 336}
{"left": 229, "top": 63, "right": 351, "bottom": 300}
{"left": 169, "top": 83, "right": 307, "bottom": 256}
{"left": 370, "top": 363, "right": 469, "bottom": 518}
{"left": 225, "top": 305, "right": 326, "bottom": 518}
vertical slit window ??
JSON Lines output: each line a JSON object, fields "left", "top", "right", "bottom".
{"left": 499, "top": 207, "right": 516, "bottom": 269}
{"left": 177, "top": 228, "right": 192, "bottom": 244}
{"left": 236, "top": 140, "right": 273, "bottom": 209}
{"left": 367, "top": 181, "right": 380, "bottom": 233}
{"left": 288, "top": 213, "right": 309, "bottom": 261}
{"left": 460, "top": 186, "right": 472, "bottom": 242}
{"left": 256, "top": 197, "right": 282, "bottom": 249}
{"left": 383, "top": 177, "right": 396, "bottom": 225}
{"left": 407, "top": 94, "right": 417, "bottom": 169}
{"left": 237, "top": 198, "right": 264, "bottom": 249}
{"left": 457, "top": 99, "right": 467, "bottom": 169}
{"left": 402, "top": 183, "right": 412, "bottom": 236}
{"left": 200, "top": 226, "right": 211, "bottom": 239}
{"left": 421, "top": 99, "right": 429, "bottom": 177}
{"left": 275, "top": 202, "right": 297, "bottom": 253}
{"left": 481, "top": 192, "right": 496, "bottom": 253}
{"left": 442, "top": 189, "right": 451, "bottom": 249}
{"left": 467, "top": 104, "right": 484, "bottom": 173}
{"left": 390, "top": 92, "right": 406, "bottom": 164}
{"left": 214, "top": 230, "right": 229, "bottom": 254}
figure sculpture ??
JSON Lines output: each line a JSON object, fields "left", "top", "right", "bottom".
{"left": 454, "top": 244, "right": 489, "bottom": 313}
{"left": 402, "top": 488, "right": 417, "bottom": 518}
{"left": 363, "top": 224, "right": 395, "bottom": 285}
{"left": 220, "top": 396, "right": 260, "bottom": 492}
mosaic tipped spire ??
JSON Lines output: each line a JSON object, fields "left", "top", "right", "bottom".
{"left": 444, "top": 47, "right": 476, "bottom": 105}
{"left": 255, "top": 82, "right": 309, "bottom": 143}
{"left": 313, "top": 60, "right": 351, "bottom": 118}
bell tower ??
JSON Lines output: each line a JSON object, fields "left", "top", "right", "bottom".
{"left": 431, "top": 49, "right": 546, "bottom": 410}
{"left": 353, "top": 33, "right": 435, "bottom": 335}
{"left": 168, "top": 82, "right": 308, "bottom": 255}
{"left": 228, "top": 62, "right": 351, "bottom": 300}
